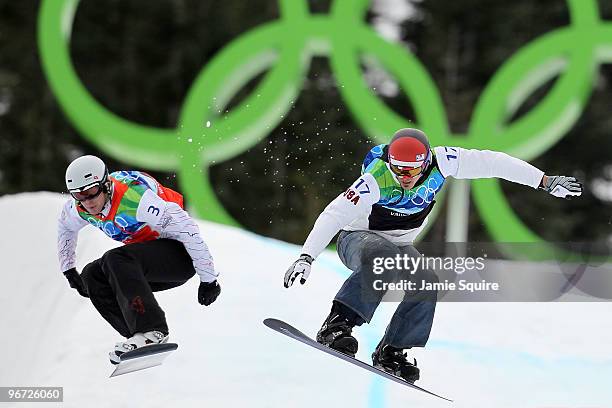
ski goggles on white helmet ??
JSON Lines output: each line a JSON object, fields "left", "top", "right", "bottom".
{"left": 65, "top": 155, "right": 109, "bottom": 201}
{"left": 70, "top": 183, "right": 105, "bottom": 202}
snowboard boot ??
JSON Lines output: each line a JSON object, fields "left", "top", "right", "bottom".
{"left": 316, "top": 303, "right": 360, "bottom": 357}
{"left": 372, "top": 342, "right": 420, "bottom": 383}
{"left": 109, "top": 330, "right": 169, "bottom": 365}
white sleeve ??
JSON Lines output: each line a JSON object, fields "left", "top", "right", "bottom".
{"left": 434, "top": 146, "right": 545, "bottom": 189}
{"left": 57, "top": 199, "right": 88, "bottom": 273}
{"left": 302, "top": 173, "right": 380, "bottom": 259}
{"left": 136, "top": 189, "right": 217, "bottom": 283}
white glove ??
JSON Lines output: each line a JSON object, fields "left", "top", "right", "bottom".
{"left": 284, "top": 254, "right": 314, "bottom": 288}
{"left": 540, "top": 175, "right": 583, "bottom": 199}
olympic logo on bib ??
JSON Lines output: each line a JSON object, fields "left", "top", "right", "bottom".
{"left": 411, "top": 176, "right": 442, "bottom": 207}
{"left": 38, "top": 0, "right": 612, "bottom": 259}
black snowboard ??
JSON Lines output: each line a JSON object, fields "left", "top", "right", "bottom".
{"left": 263, "top": 318, "right": 452, "bottom": 402}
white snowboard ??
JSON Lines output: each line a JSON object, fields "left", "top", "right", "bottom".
{"left": 110, "top": 343, "right": 178, "bottom": 378}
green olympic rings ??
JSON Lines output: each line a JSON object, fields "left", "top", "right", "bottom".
{"left": 38, "top": 0, "right": 612, "bottom": 259}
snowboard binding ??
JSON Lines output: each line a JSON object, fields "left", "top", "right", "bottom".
{"left": 316, "top": 304, "right": 360, "bottom": 357}
{"left": 372, "top": 342, "right": 420, "bottom": 383}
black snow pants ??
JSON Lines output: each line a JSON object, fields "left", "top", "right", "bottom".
{"left": 80, "top": 239, "right": 196, "bottom": 338}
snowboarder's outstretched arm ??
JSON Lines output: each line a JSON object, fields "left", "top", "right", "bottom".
{"left": 434, "top": 146, "right": 582, "bottom": 198}
{"left": 284, "top": 173, "right": 380, "bottom": 288}
{"left": 136, "top": 189, "right": 221, "bottom": 306}
{"left": 136, "top": 189, "right": 217, "bottom": 283}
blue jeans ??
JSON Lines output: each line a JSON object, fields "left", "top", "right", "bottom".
{"left": 334, "top": 230, "right": 438, "bottom": 349}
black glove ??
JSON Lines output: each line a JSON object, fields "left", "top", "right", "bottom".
{"left": 63, "top": 268, "right": 89, "bottom": 298}
{"left": 198, "top": 280, "right": 221, "bottom": 306}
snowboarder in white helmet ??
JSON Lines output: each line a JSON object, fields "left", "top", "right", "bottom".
{"left": 284, "top": 128, "right": 582, "bottom": 383}
{"left": 58, "top": 155, "right": 221, "bottom": 364}
{"left": 64, "top": 155, "right": 111, "bottom": 215}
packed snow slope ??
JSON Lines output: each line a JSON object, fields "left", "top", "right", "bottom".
{"left": 1, "top": 192, "right": 611, "bottom": 408}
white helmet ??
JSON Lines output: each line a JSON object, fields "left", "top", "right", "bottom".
{"left": 65, "top": 155, "right": 109, "bottom": 192}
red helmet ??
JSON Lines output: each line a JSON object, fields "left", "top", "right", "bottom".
{"left": 387, "top": 128, "right": 431, "bottom": 179}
